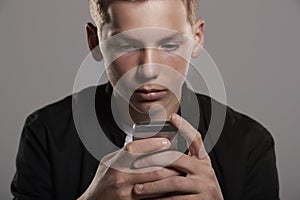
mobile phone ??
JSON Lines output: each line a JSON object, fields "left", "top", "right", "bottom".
{"left": 132, "top": 121, "right": 178, "bottom": 149}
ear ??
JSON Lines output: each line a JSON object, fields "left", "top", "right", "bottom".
{"left": 86, "top": 22, "right": 103, "bottom": 61}
{"left": 191, "top": 19, "right": 205, "bottom": 58}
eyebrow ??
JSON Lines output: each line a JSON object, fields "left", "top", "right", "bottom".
{"left": 159, "top": 33, "right": 187, "bottom": 43}
{"left": 110, "top": 31, "right": 186, "bottom": 44}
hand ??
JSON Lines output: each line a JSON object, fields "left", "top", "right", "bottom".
{"left": 132, "top": 114, "right": 224, "bottom": 200}
{"left": 78, "top": 137, "right": 181, "bottom": 200}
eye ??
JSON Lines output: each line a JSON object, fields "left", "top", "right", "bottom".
{"left": 159, "top": 42, "right": 182, "bottom": 51}
{"left": 118, "top": 44, "right": 136, "bottom": 52}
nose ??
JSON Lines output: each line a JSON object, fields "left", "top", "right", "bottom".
{"left": 137, "top": 48, "right": 160, "bottom": 81}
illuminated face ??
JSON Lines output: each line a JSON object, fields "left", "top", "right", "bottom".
{"left": 99, "top": 0, "right": 204, "bottom": 121}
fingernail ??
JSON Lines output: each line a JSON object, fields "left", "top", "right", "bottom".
{"left": 135, "top": 184, "right": 144, "bottom": 193}
{"left": 162, "top": 139, "right": 169, "bottom": 146}
{"left": 134, "top": 159, "right": 141, "bottom": 168}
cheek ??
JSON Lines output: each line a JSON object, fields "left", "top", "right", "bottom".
{"left": 162, "top": 55, "right": 189, "bottom": 76}
{"left": 107, "top": 53, "right": 139, "bottom": 85}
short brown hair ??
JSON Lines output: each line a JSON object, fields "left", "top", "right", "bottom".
{"left": 89, "top": 0, "right": 199, "bottom": 30}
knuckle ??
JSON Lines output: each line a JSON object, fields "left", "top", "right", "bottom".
{"left": 142, "top": 181, "right": 156, "bottom": 193}
{"left": 208, "top": 167, "right": 215, "bottom": 177}
{"left": 198, "top": 132, "right": 203, "bottom": 140}
{"left": 149, "top": 154, "right": 156, "bottom": 165}
{"left": 111, "top": 174, "right": 127, "bottom": 190}
{"left": 114, "top": 179, "right": 126, "bottom": 189}
{"left": 207, "top": 167, "right": 216, "bottom": 178}
{"left": 125, "top": 142, "right": 135, "bottom": 153}
{"left": 196, "top": 133, "right": 202, "bottom": 143}
{"left": 205, "top": 154, "right": 212, "bottom": 164}
{"left": 190, "top": 132, "right": 200, "bottom": 145}
{"left": 116, "top": 189, "right": 129, "bottom": 199}
{"left": 152, "top": 169, "right": 164, "bottom": 179}
{"left": 170, "top": 176, "right": 181, "bottom": 188}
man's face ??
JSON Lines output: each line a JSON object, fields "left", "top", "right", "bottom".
{"left": 99, "top": 0, "right": 201, "bottom": 117}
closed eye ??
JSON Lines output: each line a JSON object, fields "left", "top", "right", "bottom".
{"left": 118, "top": 44, "right": 137, "bottom": 52}
{"left": 159, "top": 42, "right": 182, "bottom": 51}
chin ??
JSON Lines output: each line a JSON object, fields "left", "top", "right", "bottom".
{"left": 130, "top": 101, "right": 168, "bottom": 116}
{"left": 130, "top": 102, "right": 157, "bottom": 113}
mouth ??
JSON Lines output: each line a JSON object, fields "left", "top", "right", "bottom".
{"left": 133, "top": 88, "right": 168, "bottom": 101}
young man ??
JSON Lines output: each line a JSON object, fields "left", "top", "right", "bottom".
{"left": 11, "top": 0, "right": 280, "bottom": 199}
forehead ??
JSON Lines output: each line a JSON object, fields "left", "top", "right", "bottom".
{"left": 102, "top": 0, "right": 192, "bottom": 39}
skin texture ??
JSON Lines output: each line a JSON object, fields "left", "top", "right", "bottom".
{"left": 80, "top": 0, "right": 224, "bottom": 199}
{"left": 88, "top": 0, "right": 204, "bottom": 123}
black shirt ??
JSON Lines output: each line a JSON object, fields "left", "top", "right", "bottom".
{"left": 11, "top": 83, "right": 280, "bottom": 200}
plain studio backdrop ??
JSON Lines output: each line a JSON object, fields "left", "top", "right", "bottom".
{"left": 1, "top": 0, "right": 299, "bottom": 199}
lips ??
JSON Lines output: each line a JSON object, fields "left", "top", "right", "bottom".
{"left": 134, "top": 88, "right": 168, "bottom": 101}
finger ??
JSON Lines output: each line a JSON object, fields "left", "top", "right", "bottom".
{"left": 133, "top": 151, "right": 211, "bottom": 175}
{"left": 170, "top": 113, "right": 208, "bottom": 159}
{"left": 145, "top": 194, "right": 200, "bottom": 200}
{"left": 145, "top": 194, "right": 202, "bottom": 200}
{"left": 124, "top": 137, "right": 170, "bottom": 154}
{"left": 109, "top": 138, "right": 171, "bottom": 170}
{"left": 133, "top": 167, "right": 181, "bottom": 184}
{"left": 134, "top": 176, "right": 201, "bottom": 196}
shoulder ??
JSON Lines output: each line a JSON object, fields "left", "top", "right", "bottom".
{"left": 196, "top": 94, "right": 279, "bottom": 198}
{"left": 23, "top": 85, "right": 107, "bottom": 138}
{"left": 25, "top": 96, "right": 71, "bottom": 126}
{"left": 24, "top": 92, "right": 73, "bottom": 134}
{"left": 196, "top": 93, "right": 274, "bottom": 152}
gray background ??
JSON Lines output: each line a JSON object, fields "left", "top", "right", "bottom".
{"left": 1, "top": 0, "right": 299, "bottom": 199}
